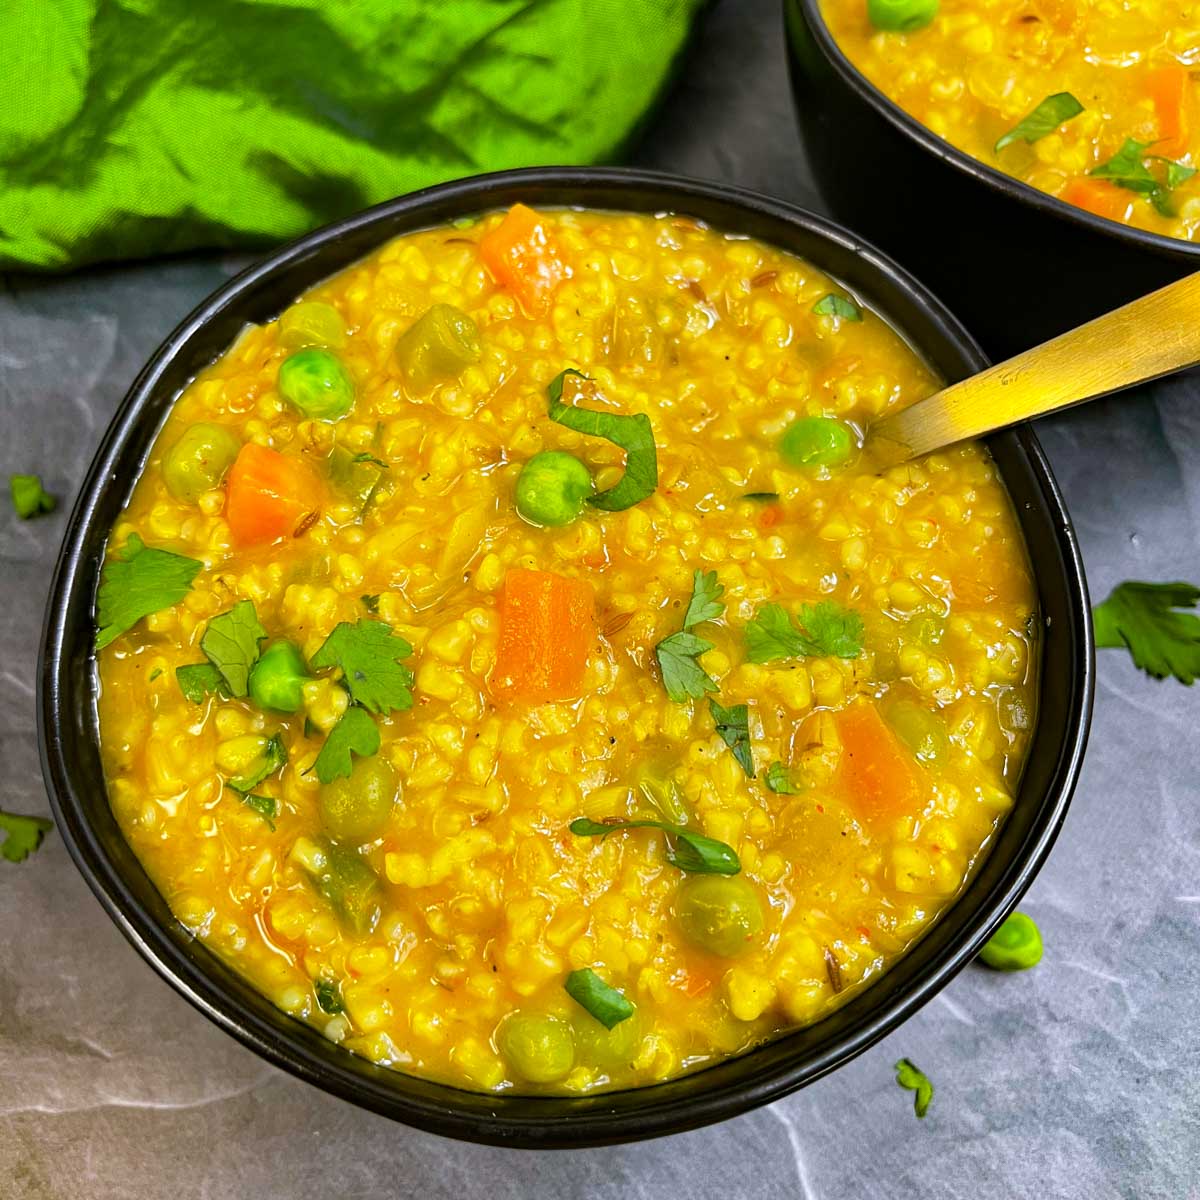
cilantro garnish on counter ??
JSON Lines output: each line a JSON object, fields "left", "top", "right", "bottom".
{"left": 313, "top": 706, "right": 381, "bottom": 784}
{"left": 744, "top": 600, "right": 863, "bottom": 663}
{"left": 569, "top": 816, "right": 740, "bottom": 875}
{"left": 895, "top": 1058, "right": 934, "bottom": 1119}
{"left": 1093, "top": 581, "right": 1200, "bottom": 684}
{"left": 0, "top": 810, "right": 53, "bottom": 863}
{"left": 655, "top": 570, "right": 726, "bottom": 702}
{"left": 546, "top": 369, "right": 658, "bottom": 511}
{"left": 310, "top": 620, "right": 414, "bottom": 714}
{"left": 95, "top": 533, "right": 202, "bottom": 649}
{"left": 10, "top": 474, "right": 56, "bottom": 519}
{"left": 201, "top": 600, "right": 268, "bottom": 696}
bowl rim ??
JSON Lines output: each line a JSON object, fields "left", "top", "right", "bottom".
{"left": 792, "top": 0, "right": 1200, "bottom": 263}
{"left": 38, "top": 165, "right": 1094, "bottom": 1148}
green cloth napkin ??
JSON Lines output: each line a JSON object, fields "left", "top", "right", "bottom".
{"left": 1, "top": 0, "right": 705, "bottom": 271}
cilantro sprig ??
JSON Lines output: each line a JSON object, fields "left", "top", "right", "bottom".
{"left": 569, "top": 816, "right": 740, "bottom": 875}
{"left": 709, "top": 699, "right": 754, "bottom": 778}
{"left": 546, "top": 369, "right": 658, "bottom": 511}
{"left": 176, "top": 662, "right": 230, "bottom": 704}
{"left": 764, "top": 761, "right": 802, "bottom": 794}
{"left": 0, "top": 810, "right": 54, "bottom": 863}
{"left": 655, "top": 570, "right": 726, "bottom": 702}
{"left": 201, "top": 600, "right": 267, "bottom": 697}
{"left": 744, "top": 600, "right": 863, "bottom": 664}
{"left": 995, "top": 91, "right": 1084, "bottom": 154}
{"left": 1090, "top": 139, "right": 1197, "bottom": 217}
{"left": 812, "top": 293, "right": 861, "bottom": 321}
{"left": 1093, "top": 581, "right": 1200, "bottom": 684}
{"left": 96, "top": 533, "right": 202, "bottom": 649}
{"left": 312, "top": 707, "right": 381, "bottom": 784}
{"left": 310, "top": 620, "right": 414, "bottom": 715}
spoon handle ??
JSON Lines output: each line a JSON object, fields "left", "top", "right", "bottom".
{"left": 872, "top": 271, "right": 1200, "bottom": 459}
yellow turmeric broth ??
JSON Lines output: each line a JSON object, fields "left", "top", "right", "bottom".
{"left": 822, "top": 0, "right": 1200, "bottom": 239}
{"left": 96, "top": 206, "right": 1037, "bottom": 1094}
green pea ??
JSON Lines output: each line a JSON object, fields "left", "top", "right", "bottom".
{"left": 278, "top": 301, "right": 347, "bottom": 350}
{"left": 319, "top": 757, "right": 397, "bottom": 844}
{"left": 867, "top": 0, "right": 939, "bottom": 32}
{"left": 305, "top": 837, "right": 382, "bottom": 936}
{"left": 885, "top": 700, "right": 949, "bottom": 765}
{"left": 162, "top": 422, "right": 241, "bottom": 503}
{"left": 675, "top": 875, "right": 764, "bottom": 958}
{"left": 906, "top": 612, "right": 945, "bottom": 648}
{"left": 572, "top": 1010, "right": 642, "bottom": 1072}
{"left": 779, "top": 417, "right": 855, "bottom": 468}
{"left": 979, "top": 911, "right": 1043, "bottom": 970}
{"left": 278, "top": 349, "right": 355, "bottom": 421}
{"left": 514, "top": 451, "right": 594, "bottom": 527}
{"left": 395, "top": 303, "right": 481, "bottom": 387}
{"left": 497, "top": 1012, "right": 575, "bottom": 1084}
{"left": 247, "top": 640, "right": 309, "bottom": 713}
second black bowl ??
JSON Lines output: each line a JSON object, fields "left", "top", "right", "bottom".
{"left": 784, "top": 0, "right": 1200, "bottom": 359}
{"left": 39, "top": 167, "right": 1093, "bottom": 1147}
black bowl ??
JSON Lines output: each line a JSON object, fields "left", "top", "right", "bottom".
{"left": 39, "top": 167, "right": 1093, "bottom": 1148}
{"left": 784, "top": 0, "right": 1200, "bottom": 358}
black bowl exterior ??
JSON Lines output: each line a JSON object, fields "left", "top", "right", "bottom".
{"left": 784, "top": 0, "right": 1200, "bottom": 359}
{"left": 39, "top": 167, "right": 1093, "bottom": 1148}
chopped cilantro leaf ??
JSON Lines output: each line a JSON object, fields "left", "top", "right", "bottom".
{"left": 568, "top": 816, "right": 739, "bottom": 874}
{"left": 228, "top": 734, "right": 287, "bottom": 794}
{"left": 176, "top": 662, "right": 230, "bottom": 703}
{"left": 148, "top": 668, "right": 163, "bottom": 682}
{"left": 239, "top": 793, "right": 277, "bottom": 829}
{"left": 546, "top": 369, "right": 658, "bottom": 511}
{"left": 351, "top": 452, "right": 389, "bottom": 468}
{"left": 764, "top": 761, "right": 802, "bottom": 794}
{"left": 895, "top": 1058, "right": 934, "bottom": 1119}
{"left": 0, "top": 810, "right": 53, "bottom": 863}
{"left": 683, "top": 569, "right": 726, "bottom": 629}
{"left": 1090, "top": 139, "right": 1196, "bottom": 217}
{"left": 361, "top": 594, "right": 381, "bottom": 614}
{"left": 709, "top": 699, "right": 754, "bottom": 778}
{"left": 10, "top": 474, "right": 56, "bottom": 519}
{"left": 314, "top": 977, "right": 344, "bottom": 1014}
{"left": 313, "top": 707, "right": 380, "bottom": 784}
{"left": 995, "top": 92, "right": 1084, "bottom": 153}
{"left": 743, "top": 491, "right": 780, "bottom": 502}
{"left": 95, "top": 534, "right": 202, "bottom": 650}
{"left": 812, "top": 294, "right": 861, "bottom": 321}
{"left": 565, "top": 968, "right": 636, "bottom": 1029}
{"left": 310, "top": 620, "right": 414, "bottom": 715}
{"left": 745, "top": 600, "right": 863, "bottom": 663}
{"left": 1093, "top": 581, "right": 1200, "bottom": 684}
{"left": 655, "top": 631, "right": 719, "bottom": 703}
{"left": 200, "top": 600, "right": 267, "bottom": 697}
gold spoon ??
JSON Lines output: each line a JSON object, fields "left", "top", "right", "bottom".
{"left": 871, "top": 272, "right": 1200, "bottom": 462}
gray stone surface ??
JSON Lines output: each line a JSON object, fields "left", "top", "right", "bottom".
{"left": 2, "top": 0, "right": 1198, "bottom": 1196}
